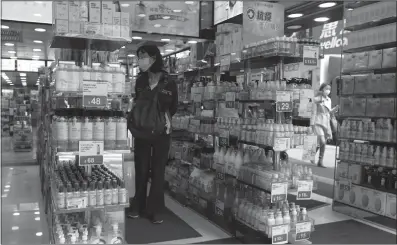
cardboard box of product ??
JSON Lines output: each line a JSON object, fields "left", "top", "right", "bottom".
{"left": 342, "top": 53, "right": 356, "bottom": 72}
{"left": 337, "top": 162, "right": 350, "bottom": 180}
{"left": 367, "top": 190, "right": 387, "bottom": 215}
{"left": 348, "top": 164, "right": 362, "bottom": 184}
{"left": 353, "top": 98, "right": 367, "bottom": 116}
{"left": 112, "top": 12, "right": 121, "bottom": 38}
{"left": 357, "top": 186, "right": 371, "bottom": 211}
{"left": 80, "top": 1, "right": 89, "bottom": 22}
{"left": 365, "top": 98, "right": 380, "bottom": 117}
{"left": 89, "top": 1, "right": 101, "bottom": 23}
{"left": 368, "top": 74, "right": 381, "bottom": 94}
{"left": 83, "top": 22, "right": 101, "bottom": 35}
{"left": 348, "top": 184, "right": 360, "bottom": 207}
{"left": 379, "top": 98, "right": 395, "bottom": 117}
{"left": 121, "top": 25, "right": 130, "bottom": 39}
{"left": 101, "top": 1, "right": 114, "bottom": 24}
{"left": 334, "top": 180, "right": 351, "bottom": 204}
{"left": 353, "top": 75, "right": 369, "bottom": 94}
{"left": 54, "top": 1, "right": 69, "bottom": 20}
{"left": 121, "top": 12, "right": 130, "bottom": 26}
{"left": 354, "top": 52, "right": 369, "bottom": 70}
{"left": 382, "top": 47, "right": 397, "bottom": 68}
{"left": 103, "top": 24, "right": 113, "bottom": 37}
{"left": 385, "top": 193, "right": 396, "bottom": 219}
{"left": 367, "top": 50, "right": 383, "bottom": 69}
{"left": 341, "top": 75, "right": 355, "bottom": 95}
{"left": 55, "top": 19, "right": 69, "bottom": 34}
{"left": 381, "top": 73, "right": 396, "bottom": 93}
{"left": 68, "top": 1, "right": 80, "bottom": 21}
{"left": 68, "top": 21, "right": 81, "bottom": 34}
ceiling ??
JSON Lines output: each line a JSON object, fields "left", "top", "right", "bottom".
{"left": 1, "top": 71, "right": 39, "bottom": 88}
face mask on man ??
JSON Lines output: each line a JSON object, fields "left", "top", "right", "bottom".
{"left": 138, "top": 57, "right": 153, "bottom": 72}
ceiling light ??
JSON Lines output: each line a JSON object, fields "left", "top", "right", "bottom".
{"left": 5, "top": 185, "right": 11, "bottom": 189}
{"left": 121, "top": 3, "right": 129, "bottom": 7}
{"left": 287, "top": 25, "right": 302, "bottom": 29}
{"left": 165, "top": 49, "right": 174, "bottom": 52}
{"left": 4, "top": 43, "right": 14, "bottom": 46}
{"left": 22, "top": 82, "right": 27, "bottom": 87}
{"left": 347, "top": 8, "right": 353, "bottom": 11}
{"left": 33, "top": 40, "right": 43, "bottom": 43}
{"left": 10, "top": 84, "right": 14, "bottom": 86}
{"left": 4, "top": 189, "right": 9, "bottom": 192}
{"left": 33, "top": 48, "right": 41, "bottom": 52}
{"left": 10, "top": 57, "right": 17, "bottom": 59}
{"left": 185, "top": 1, "right": 194, "bottom": 4}
{"left": 173, "top": 9, "right": 182, "bottom": 12}
{"left": 35, "top": 1, "right": 43, "bottom": 3}
{"left": 127, "top": 54, "right": 135, "bottom": 57}
{"left": 8, "top": 51, "right": 16, "bottom": 54}
{"left": 314, "top": 17, "right": 330, "bottom": 22}
{"left": 20, "top": 73, "right": 26, "bottom": 76}
{"left": 188, "top": 40, "right": 198, "bottom": 44}
{"left": 154, "top": 24, "right": 161, "bottom": 28}
{"left": 163, "top": 16, "right": 170, "bottom": 20}
{"left": 160, "top": 52, "right": 164, "bottom": 55}
{"left": 138, "top": 14, "right": 146, "bottom": 17}
{"left": 288, "top": 13, "right": 303, "bottom": 18}
{"left": 12, "top": 226, "right": 19, "bottom": 231}
{"left": 36, "top": 232, "right": 43, "bottom": 237}
{"left": 1, "top": 25, "right": 9, "bottom": 29}
{"left": 34, "top": 13, "right": 42, "bottom": 17}
{"left": 35, "top": 217, "right": 40, "bottom": 221}
{"left": 34, "top": 28, "right": 46, "bottom": 32}
{"left": 121, "top": 46, "right": 125, "bottom": 48}
{"left": 132, "top": 36, "right": 142, "bottom": 40}
{"left": 319, "top": 2, "right": 336, "bottom": 8}
{"left": 13, "top": 212, "right": 20, "bottom": 216}
{"left": 161, "top": 38, "right": 171, "bottom": 42}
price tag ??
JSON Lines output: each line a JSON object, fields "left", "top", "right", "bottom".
{"left": 218, "top": 129, "right": 229, "bottom": 147}
{"left": 273, "top": 138, "right": 290, "bottom": 152}
{"left": 215, "top": 199, "right": 224, "bottom": 216}
{"left": 193, "top": 157, "right": 201, "bottom": 168}
{"left": 225, "top": 92, "right": 236, "bottom": 108}
{"left": 297, "top": 180, "right": 313, "bottom": 200}
{"left": 303, "top": 45, "right": 319, "bottom": 66}
{"left": 216, "top": 165, "right": 225, "bottom": 180}
{"left": 271, "top": 224, "right": 289, "bottom": 244}
{"left": 82, "top": 81, "right": 108, "bottom": 108}
{"left": 339, "top": 180, "right": 351, "bottom": 192}
{"left": 295, "top": 221, "right": 311, "bottom": 241}
{"left": 276, "top": 91, "right": 293, "bottom": 112}
{"left": 78, "top": 141, "right": 104, "bottom": 166}
{"left": 271, "top": 182, "right": 288, "bottom": 203}
{"left": 66, "top": 198, "right": 84, "bottom": 209}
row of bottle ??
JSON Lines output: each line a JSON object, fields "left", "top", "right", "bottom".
{"left": 279, "top": 162, "right": 314, "bottom": 188}
{"left": 54, "top": 64, "right": 126, "bottom": 93}
{"left": 363, "top": 166, "right": 397, "bottom": 192}
{"left": 189, "top": 168, "right": 215, "bottom": 194}
{"left": 190, "top": 80, "right": 243, "bottom": 101}
{"left": 53, "top": 116, "right": 127, "bottom": 151}
{"left": 339, "top": 119, "right": 397, "bottom": 143}
{"left": 339, "top": 142, "right": 396, "bottom": 168}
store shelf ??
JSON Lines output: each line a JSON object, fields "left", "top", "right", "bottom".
{"left": 238, "top": 140, "right": 274, "bottom": 150}
{"left": 238, "top": 99, "right": 275, "bottom": 103}
{"left": 337, "top": 159, "right": 396, "bottom": 170}
{"left": 53, "top": 203, "right": 130, "bottom": 214}
{"left": 339, "top": 92, "right": 397, "bottom": 98}
{"left": 345, "top": 1, "right": 379, "bottom": 9}
{"left": 337, "top": 115, "right": 397, "bottom": 120}
{"left": 50, "top": 34, "right": 130, "bottom": 51}
{"left": 343, "top": 41, "right": 397, "bottom": 53}
{"left": 338, "top": 137, "right": 397, "bottom": 146}
{"left": 341, "top": 67, "right": 397, "bottom": 75}
{"left": 55, "top": 149, "right": 131, "bottom": 156}
{"left": 236, "top": 178, "right": 271, "bottom": 193}
{"left": 345, "top": 16, "right": 397, "bottom": 32}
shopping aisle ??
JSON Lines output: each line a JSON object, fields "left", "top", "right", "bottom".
{"left": 1, "top": 127, "right": 38, "bottom": 166}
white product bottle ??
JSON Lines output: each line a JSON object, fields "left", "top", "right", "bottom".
{"left": 55, "top": 64, "right": 68, "bottom": 92}
{"left": 104, "top": 117, "right": 117, "bottom": 150}
{"left": 104, "top": 66, "right": 113, "bottom": 94}
{"left": 118, "top": 181, "right": 127, "bottom": 204}
{"left": 93, "top": 117, "right": 105, "bottom": 141}
{"left": 267, "top": 212, "right": 275, "bottom": 238}
{"left": 68, "top": 117, "right": 81, "bottom": 151}
{"left": 116, "top": 117, "right": 127, "bottom": 149}
{"left": 81, "top": 117, "right": 93, "bottom": 141}
{"left": 283, "top": 210, "right": 291, "bottom": 231}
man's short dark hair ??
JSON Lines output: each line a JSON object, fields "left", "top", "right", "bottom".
{"left": 136, "top": 45, "right": 164, "bottom": 73}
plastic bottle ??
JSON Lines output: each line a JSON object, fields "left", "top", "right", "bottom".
{"left": 93, "top": 117, "right": 105, "bottom": 141}
{"left": 88, "top": 182, "right": 97, "bottom": 207}
{"left": 57, "top": 185, "right": 66, "bottom": 209}
{"left": 267, "top": 211, "right": 275, "bottom": 238}
{"left": 68, "top": 117, "right": 81, "bottom": 151}
{"left": 81, "top": 182, "right": 88, "bottom": 208}
{"left": 96, "top": 181, "right": 104, "bottom": 206}
{"left": 66, "top": 184, "right": 73, "bottom": 209}
{"left": 118, "top": 181, "right": 127, "bottom": 204}
{"left": 104, "top": 181, "right": 112, "bottom": 205}
{"left": 116, "top": 117, "right": 127, "bottom": 149}
{"left": 81, "top": 234, "right": 88, "bottom": 244}
{"left": 81, "top": 117, "right": 93, "bottom": 141}
{"left": 103, "top": 66, "right": 112, "bottom": 94}
{"left": 59, "top": 235, "right": 66, "bottom": 244}
{"left": 104, "top": 117, "right": 117, "bottom": 150}
{"left": 73, "top": 182, "right": 80, "bottom": 199}
{"left": 283, "top": 210, "right": 291, "bottom": 231}
{"left": 55, "top": 64, "right": 67, "bottom": 92}
{"left": 111, "top": 179, "right": 119, "bottom": 205}
{"left": 56, "top": 115, "right": 68, "bottom": 151}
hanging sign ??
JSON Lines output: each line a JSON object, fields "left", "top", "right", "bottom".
{"left": 271, "top": 182, "right": 288, "bottom": 203}
{"left": 82, "top": 81, "right": 108, "bottom": 108}
{"left": 78, "top": 141, "right": 104, "bottom": 166}
{"left": 271, "top": 224, "right": 289, "bottom": 244}
{"left": 273, "top": 138, "right": 290, "bottom": 152}
{"left": 243, "top": 2, "right": 285, "bottom": 46}
{"left": 225, "top": 92, "right": 236, "bottom": 108}
{"left": 302, "top": 135, "right": 318, "bottom": 161}
{"left": 297, "top": 180, "right": 313, "bottom": 200}
{"left": 303, "top": 46, "right": 320, "bottom": 66}
{"left": 295, "top": 222, "right": 312, "bottom": 241}
{"left": 276, "top": 91, "right": 293, "bottom": 112}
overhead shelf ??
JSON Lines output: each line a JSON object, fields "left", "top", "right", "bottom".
{"left": 343, "top": 41, "right": 396, "bottom": 53}
{"left": 50, "top": 34, "right": 130, "bottom": 51}
{"left": 345, "top": 16, "right": 397, "bottom": 32}
{"left": 341, "top": 67, "right": 397, "bottom": 75}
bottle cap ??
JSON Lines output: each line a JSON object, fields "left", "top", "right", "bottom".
{"left": 97, "top": 181, "right": 103, "bottom": 190}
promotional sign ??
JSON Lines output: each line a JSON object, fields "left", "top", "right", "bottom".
{"left": 271, "top": 224, "right": 289, "bottom": 244}
{"left": 82, "top": 81, "right": 108, "bottom": 108}
{"left": 295, "top": 222, "right": 312, "bottom": 241}
{"left": 303, "top": 46, "right": 320, "bottom": 66}
{"left": 129, "top": 1, "right": 200, "bottom": 37}
{"left": 276, "top": 91, "right": 293, "bottom": 112}
{"left": 243, "top": 2, "right": 284, "bottom": 46}
{"left": 297, "top": 180, "right": 313, "bottom": 200}
{"left": 273, "top": 138, "right": 291, "bottom": 152}
{"left": 214, "top": 1, "right": 243, "bottom": 25}
{"left": 302, "top": 135, "right": 318, "bottom": 161}
{"left": 312, "top": 20, "right": 348, "bottom": 55}
{"left": 298, "top": 89, "right": 315, "bottom": 118}
{"left": 1, "top": 29, "right": 22, "bottom": 42}
{"left": 271, "top": 182, "right": 288, "bottom": 203}
{"left": 78, "top": 141, "right": 104, "bottom": 166}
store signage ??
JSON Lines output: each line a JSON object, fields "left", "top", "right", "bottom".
{"left": 66, "top": 197, "right": 86, "bottom": 209}
{"left": 271, "top": 224, "right": 289, "bottom": 244}
{"left": 78, "top": 141, "right": 104, "bottom": 166}
{"left": 225, "top": 92, "right": 236, "bottom": 108}
{"left": 297, "top": 180, "right": 313, "bottom": 200}
{"left": 271, "top": 182, "right": 288, "bottom": 203}
{"left": 273, "top": 138, "right": 290, "bottom": 152}
{"left": 1, "top": 59, "right": 16, "bottom": 71}
{"left": 303, "top": 46, "right": 320, "bottom": 66}
{"left": 215, "top": 199, "right": 225, "bottom": 216}
{"left": 82, "top": 80, "right": 108, "bottom": 108}
{"left": 295, "top": 221, "right": 311, "bottom": 241}
{"left": 312, "top": 20, "right": 348, "bottom": 55}
{"left": 243, "top": 2, "right": 284, "bottom": 46}
{"left": 1, "top": 29, "right": 22, "bottom": 42}
{"left": 218, "top": 128, "right": 229, "bottom": 147}
{"left": 214, "top": 1, "right": 243, "bottom": 25}
{"left": 276, "top": 91, "right": 293, "bottom": 112}
{"left": 17, "top": 60, "right": 45, "bottom": 72}
{"left": 129, "top": 1, "right": 200, "bottom": 37}
{"left": 302, "top": 135, "right": 317, "bottom": 161}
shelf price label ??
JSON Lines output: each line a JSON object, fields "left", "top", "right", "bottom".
{"left": 303, "top": 45, "right": 319, "bottom": 66}
{"left": 273, "top": 137, "right": 290, "bottom": 152}
{"left": 225, "top": 92, "right": 236, "bottom": 108}
{"left": 271, "top": 182, "right": 288, "bottom": 203}
{"left": 82, "top": 80, "right": 108, "bottom": 108}
{"left": 276, "top": 91, "right": 293, "bottom": 112}
{"left": 271, "top": 224, "right": 289, "bottom": 244}
{"left": 218, "top": 128, "right": 229, "bottom": 147}
{"left": 215, "top": 199, "right": 224, "bottom": 216}
{"left": 295, "top": 221, "right": 311, "bottom": 241}
{"left": 78, "top": 141, "right": 104, "bottom": 166}
{"left": 297, "top": 180, "right": 313, "bottom": 200}
{"left": 66, "top": 197, "right": 85, "bottom": 209}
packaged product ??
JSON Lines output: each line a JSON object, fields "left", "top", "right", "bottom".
{"left": 367, "top": 190, "right": 387, "bottom": 215}
{"left": 348, "top": 185, "right": 360, "bottom": 207}
{"left": 342, "top": 53, "right": 356, "bottom": 72}
{"left": 382, "top": 48, "right": 397, "bottom": 68}
{"left": 354, "top": 52, "right": 369, "bottom": 70}
{"left": 340, "top": 97, "right": 354, "bottom": 116}
{"left": 379, "top": 98, "right": 395, "bottom": 117}
{"left": 353, "top": 98, "right": 366, "bottom": 116}
{"left": 385, "top": 193, "right": 396, "bottom": 219}
{"left": 381, "top": 73, "right": 396, "bottom": 93}
{"left": 353, "top": 75, "right": 370, "bottom": 94}
{"left": 368, "top": 74, "right": 382, "bottom": 94}
{"left": 341, "top": 75, "right": 355, "bottom": 95}
{"left": 357, "top": 186, "right": 371, "bottom": 211}
{"left": 367, "top": 50, "right": 383, "bottom": 69}
{"left": 365, "top": 98, "right": 380, "bottom": 117}
{"left": 348, "top": 163, "right": 362, "bottom": 184}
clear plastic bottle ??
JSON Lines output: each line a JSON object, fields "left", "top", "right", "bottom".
{"left": 57, "top": 185, "right": 65, "bottom": 209}
{"left": 81, "top": 117, "right": 93, "bottom": 141}
{"left": 93, "top": 117, "right": 105, "bottom": 141}
{"left": 68, "top": 116, "right": 81, "bottom": 151}
{"left": 104, "top": 181, "right": 113, "bottom": 205}
{"left": 116, "top": 117, "right": 127, "bottom": 149}
{"left": 55, "top": 64, "right": 68, "bottom": 92}
{"left": 96, "top": 181, "right": 104, "bottom": 206}
{"left": 88, "top": 182, "right": 97, "bottom": 207}
{"left": 56, "top": 115, "right": 69, "bottom": 151}
{"left": 112, "top": 179, "right": 119, "bottom": 205}
{"left": 267, "top": 211, "right": 275, "bottom": 238}
{"left": 118, "top": 181, "right": 127, "bottom": 204}
{"left": 104, "top": 117, "right": 117, "bottom": 150}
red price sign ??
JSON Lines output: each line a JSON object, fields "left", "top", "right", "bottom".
{"left": 276, "top": 91, "right": 293, "bottom": 112}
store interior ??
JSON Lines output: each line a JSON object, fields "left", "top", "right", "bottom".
{"left": 1, "top": 1, "right": 396, "bottom": 244}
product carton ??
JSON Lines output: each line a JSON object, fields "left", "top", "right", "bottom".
{"left": 112, "top": 12, "right": 121, "bottom": 37}
{"left": 334, "top": 180, "right": 351, "bottom": 204}
{"left": 379, "top": 98, "right": 395, "bottom": 117}
{"left": 348, "top": 184, "right": 360, "bottom": 207}
{"left": 121, "top": 12, "right": 130, "bottom": 26}
{"left": 342, "top": 53, "right": 355, "bottom": 72}
{"left": 348, "top": 163, "right": 362, "bottom": 184}
{"left": 68, "top": 21, "right": 81, "bottom": 34}
{"left": 367, "top": 190, "right": 387, "bottom": 215}
{"left": 353, "top": 75, "right": 369, "bottom": 94}
{"left": 80, "top": 1, "right": 89, "bottom": 22}
{"left": 101, "top": 1, "right": 114, "bottom": 25}
{"left": 337, "top": 162, "right": 349, "bottom": 180}
{"left": 353, "top": 98, "right": 366, "bottom": 116}
{"left": 382, "top": 47, "right": 397, "bottom": 68}
{"left": 368, "top": 74, "right": 381, "bottom": 94}
{"left": 367, "top": 50, "right": 383, "bottom": 69}
{"left": 89, "top": 1, "right": 101, "bottom": 23}
{"left": 354, "top": 52, "right": 369, "bottom": 70}
{"left": 121, "top": 26, "right": 130, "bottom": 39}
{"left": 54, "top": 1, "right": 69, "bottom": 20}
{"left": 84, "top": 22, "right": 101, "bottom": 36}
{"left": 341, "top": 75, "right": 355, "bottom": 95}
{"left": 381, "top": 73, "right": 396, "bottom": 93}
{"left": 68, "top": 1, "right": 80, "bottom": 21}
{"left": 55, "top": 19, "right": 69, "bottom": 34}
{"left": 365, "top": 98, "right": 380, "bottom": 117}
{"left": 357, "top": 186, "right": 371, "bottom": 210}
{"left": 103, "top": 24, "right": 113, "bottom": 37}
{"left": 340, "top": 97, "right": 354, "bottom": 116}
{"left": 385, "top": 193, "right": 396, "bottom": 219}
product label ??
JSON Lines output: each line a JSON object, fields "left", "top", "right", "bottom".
{"left": 82, "top": 80, "right": 108, "bottom": 108}
{"left": 271, "top": 224, "right": 289, "bottom": 244}
{"left": 273, "top": 137, "right": 291, "bottom": 152}
{"left": 276, "top": 91, "right": 293, "bottom": 112}
{"left": 112, "top": 189, "right": 119, "bottom": 204}
{"left": 93, "top": 120, "right": 105, "bottom": 141}
{"left": 89, "top": 192, "right": 97, "bottom": 206}
{"left": 303, "top": 45, "right": 319, "bottom": 66}
{"left": 215, "top": 199, "right": 224, "bottom": 216}
{"left": 302, "top": 135, "right": 317, "bottom": 161}
{"left": 68, "top": 119, "right": 81, "bottom": 141}
{"left": 97, "top": 192, "right": 104, "bottom": 206}
{"left": 104, "top": 190, "right": 112, "bottom": 205}
{"left": 78, "top": 141, "right": 104, "bottom": 166}
{"left": 271, "top": 182, "right": 288, "bottom": 203}
{"left": 104, "top": 119, "right": 117, "bottom": 140}
{"left": 81, "top": 120, "right": 93, "bottom": 140}
{"left": 297, "top": 180, "right": 313, "bottom": 200}
{"left": 295, "top": 221, "right": 311, "bottom": 241}
{"left": 66, "top": 197, "right": 85, "bottom": 209}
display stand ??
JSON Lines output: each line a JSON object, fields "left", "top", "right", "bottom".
{"left": 38, "top": 17, "right": 133, "bottom": 244}
{"left": 333, "top": 1, "right": 396, "bottom": 232}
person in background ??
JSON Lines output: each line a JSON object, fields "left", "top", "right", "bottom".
{"left": 127, "top": 45, "right": 178, "bottom": 224}
{"left": 311, "top": 83, "right": 339, "bottom": 168}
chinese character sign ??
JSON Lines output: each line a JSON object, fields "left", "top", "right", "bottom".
{"left": 243, "top": 1, "right": 284, "bottom": 46}
{"left": 129, "top": 1, "right": 200, "bottom": 37}
{"left": 312, "top": 20, "right": 348, "bottom": 55}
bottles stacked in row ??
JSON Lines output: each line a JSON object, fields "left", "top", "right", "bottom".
{"left": 53, "top": 116, "right": 127, "bottom": 151}
{"left": 191, "top": 80, "right": 243, "bottom": 101}
{"left": 54, "top": 213, "right": 90, "bottom": 244}
{"left": 340, "top": 119, "right": 397, "bottom": 143}
{"left": 339, "top": 141, "right": 396, "bottom": 168}
{"left": 279, "top": 162, "right": 314, "bottom": 189}
{"left": 238, "top": 165, "right": 288, "bottom": 191}
{"left": 170, "top": 141, "right": 214, "bottom": 170}
{"left": 189, "top": 168, "right": 215, "bottom": 195}
{"left": 54, "top": 64, "right": 126, "bottom": 94}
{"left": 243, "top": 37, "right": 320, "bottom": 59}
{"left": 363, "top": 166, "right": 397, "bottom": 193}
{"left": 55, "top": 164, "right": 128, "bottom": 210}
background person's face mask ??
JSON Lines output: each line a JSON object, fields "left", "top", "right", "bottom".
{"left": 323, "top": 89, "right": 331, "bottom": 96}
{"left": 138, "top": 57, "right": 154, "bottom": 72}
